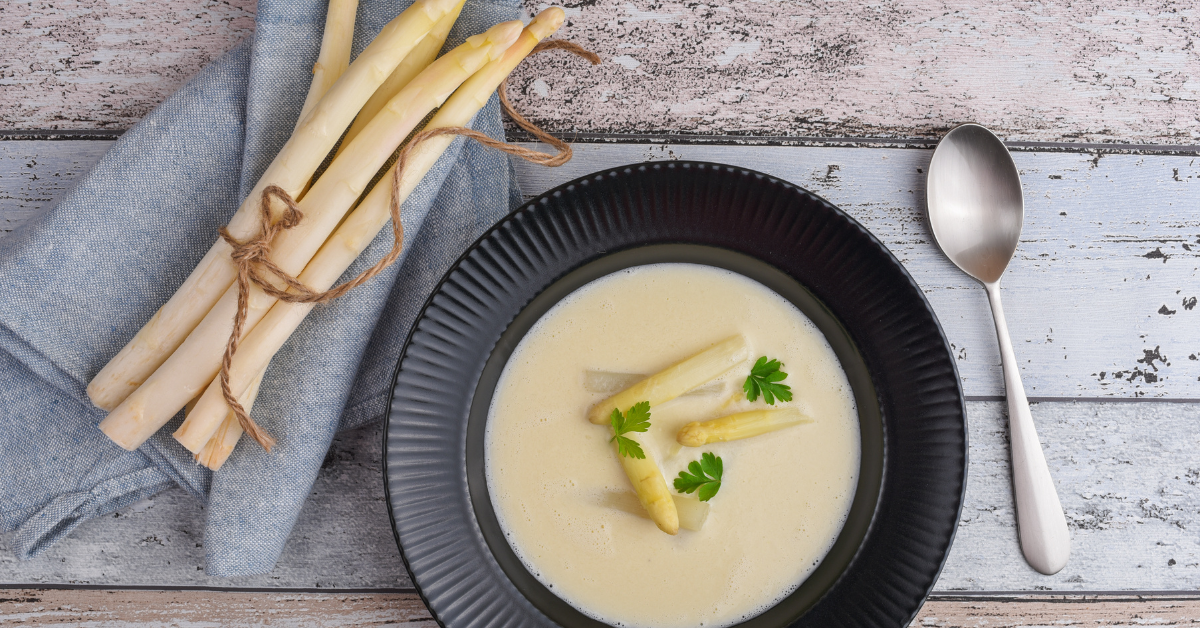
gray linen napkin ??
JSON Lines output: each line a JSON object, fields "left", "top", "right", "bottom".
{"left": 0, "top": 0, "right": 521, "bottom": 576}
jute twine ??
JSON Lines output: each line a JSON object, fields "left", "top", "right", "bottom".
{"left": 217, "top": 40, "right": 600, "bottom": 451}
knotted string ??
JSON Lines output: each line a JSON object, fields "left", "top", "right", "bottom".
{"left": 216, "top": 40, "right": 601, "bottom": 451}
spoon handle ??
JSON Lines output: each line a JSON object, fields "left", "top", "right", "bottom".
{"left": 984, "top": 281, "right": 1070, "bottom": 575}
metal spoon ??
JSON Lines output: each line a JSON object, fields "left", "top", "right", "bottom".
{"left": 926, "top": 123, "right": 1070, "bottom": 575}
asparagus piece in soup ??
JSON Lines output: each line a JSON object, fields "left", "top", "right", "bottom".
{"left": 601, "top": 491, "right": 710, "bottom": 532}
{"left": 616, "top": 442, "right": 679, "bottom": 535}
{"left": 586, "top": 335, "right": 749, "bottom": 424}
{"left": 677, "top": 407, "right": 813, "bottom": 447}
{"left": 607, "top": 401, "right": 677, "bottom": 534}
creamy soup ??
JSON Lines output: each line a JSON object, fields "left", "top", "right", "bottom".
{"left": 485, "top": 263, "right": 859, "bottom": 628}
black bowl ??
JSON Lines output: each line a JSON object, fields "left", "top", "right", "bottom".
{"left": 383, "top": 161, "right": 967, "bottom": 627}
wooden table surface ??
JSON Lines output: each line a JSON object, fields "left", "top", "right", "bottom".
{"left": 3, "top": 0, "right": 1200, "bottom": 625}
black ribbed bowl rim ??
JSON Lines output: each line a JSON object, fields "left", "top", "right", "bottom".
{"left": 383, "top": 161, "right": 967, "bottom": 628}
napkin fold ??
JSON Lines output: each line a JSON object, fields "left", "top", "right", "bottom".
{"left": 0, "top": 0, "right": 521, "bottom": 576}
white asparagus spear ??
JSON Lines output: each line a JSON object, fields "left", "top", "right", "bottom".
{"left": 184, "top": 394, "right": 200, "bottom": 417}
{"left": 586, "top": 335, "right": 749, "bottom": 424}
{"left": 616, "top": 438, "right": 679, "bottom": 535}
{"left": 194, "top": 368, "right": 266, "bottom": 471}
{"left": 174, "top": 9, "right": 567, "bottom": 453}
{"left": 182, "top": 0, "right": 352, "bottom": 439}
{"left": 600, "top": 491, "right": 709, "bottom": 532}
{"left": 338, "top": 0, "right": 464, "bottom": 152}
{"left": 676, "top": 407, "right": 814, "bottom": 447}
{"left": 86, "top": 0, "right": 460, "bottom": 412}
{"left": 100, "top": 22, "right": 524, "bottom": 452}
{"left": 294, "top": 0, "right": 361, "bottom": 131}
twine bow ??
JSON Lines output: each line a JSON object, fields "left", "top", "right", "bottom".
{"left": 216, "top": 40, "right": 600, "bottom": 451}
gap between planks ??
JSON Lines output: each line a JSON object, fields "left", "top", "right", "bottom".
{"left": 2, "top": 590, "right": 1200, "bottom": 627}
{"left": 5, "top": 130, "right": 1200, "bottom": 156}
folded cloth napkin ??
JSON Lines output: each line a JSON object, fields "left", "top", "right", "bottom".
{"left": 0, "top": 0, "right": 522, "bottom": 576}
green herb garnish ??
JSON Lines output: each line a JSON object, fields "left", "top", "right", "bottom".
{"left": 743, "top": 356, "right": 792, "bottom": 405}
{"left": 609, "top": 401, "right": 652, "bottom": 459}
{"left": 673, "top": 452, "right": 723, "bottom": 501}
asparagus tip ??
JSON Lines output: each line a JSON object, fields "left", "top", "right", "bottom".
{"left": 490, "top": 20, "right": 525, "bottom": 48}
{"left": 676, "top": 422, "right": 706, "bottom": 447}
{"left": 466, "top": 20, "right": 522, "bottom": 51}
{"left": 531, "top": 7, "right": 566, "bottom": 32}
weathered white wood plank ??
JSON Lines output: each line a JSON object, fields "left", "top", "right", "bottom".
{"left": 3, "top": 402, "right": 1199, "bottom": 591}
{"left": 3, "top": 0, "right": 1199, "bottom": 144}
{"left": 510, "top": 0, "right": 1200, "bottom": 144}
{"left": 2, "top": 590, "right": 1199, "bottom": 627}
{"left": 0, "top": 140, "right": 113, "bottom": 234}
{"left": 0, "top": 591, "right": 1196, "bottom": 628}
{"left": 914, "top": 595, "right": 1200, "bottom": 627}
{"left": 6, "top": 140, "right": 1200, "bottom": 398}
{"left": 0, "top": 0, "right": 255, "bottom": 130}
{"left": 0, "top": 423, "right": 412, "bottom": 589}
{"left": 942, "top": 401, "right": 1200, "bottom": 591}
{"left": 0, "top": 590, "right": 438, "bottom": 627}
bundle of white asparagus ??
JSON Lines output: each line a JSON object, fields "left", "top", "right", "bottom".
{"left": 90, "top": 0, "right": 574, "bottom": 470}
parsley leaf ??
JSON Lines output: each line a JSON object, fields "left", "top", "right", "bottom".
{"left": 610, "top": 401, "right": 652, "bottom": 459}
{"left": 743, "top": 355, "right": 793, "bottom": 405}
{"left": 673, "top": 452, "right": 723, "bottom": 501}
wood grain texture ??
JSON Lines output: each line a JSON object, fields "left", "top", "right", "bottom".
{"left": 913, "top": 595, "right": 1200, "bottom": 627}
{"left": 0, "top": 0, "right": 255, "bottom": 130}
{"left": 4, "top": 0, "right": 1199, "bottom": 144}
{"left": 5, "top": 141, "right": 1200, "bottom": 398}
{"left": 0, "top": 423, "right": 411, "bottom": 589}
{"left": 943, "top": 401, "right": 1200, "bottom": 590}
{"left": 0, "top": 140, "right": 112, "bottom": 234}
{"left": 4, "top": 402, "right": 1200, "bottom": 591}
{"left": 512, "top": 0, "right": 1200, "bottom": 143}
{"left": 0, "top": 589, "right": 437, "bottom": 626}
{"left": 2, "top": 591, "right": 1199, "bottom": 626}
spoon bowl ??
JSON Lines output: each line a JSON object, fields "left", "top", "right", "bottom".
{"left": 927, "top": 124, "right": 1024, "bottom": 283}
{"left": 926, "top": 123, "right": 1071, "bottom": 576}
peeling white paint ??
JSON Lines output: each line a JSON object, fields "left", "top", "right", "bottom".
{"left": 5, "top": 0, "right": 1200, "bottom": 143}
{"left": 619, "top": 2, "right": 681, "bottom": 24}
{"left": 714, "top": 40, "right": 761, "bottom": 66}
{"left": 610, "top": 54, "right": 642, "bottom": 70}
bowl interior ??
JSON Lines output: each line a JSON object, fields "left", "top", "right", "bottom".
{"left": 463, "top": 243, "right": 885, "bottom": 627}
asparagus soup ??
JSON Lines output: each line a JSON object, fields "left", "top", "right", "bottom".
{"left": 485, "top": 263, "right": 860, "bottom": 628}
